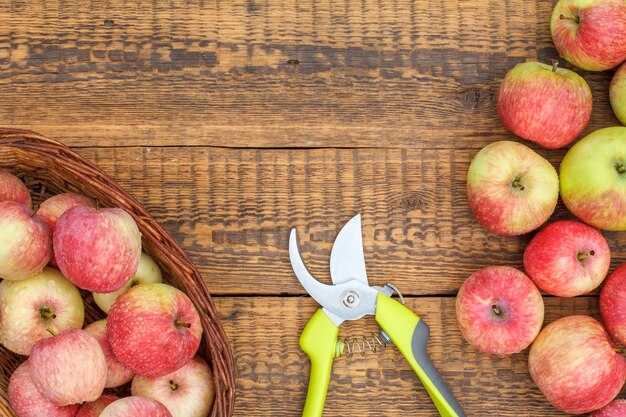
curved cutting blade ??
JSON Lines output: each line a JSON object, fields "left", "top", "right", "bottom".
{"left": 330, "top": 214, "right": 368, "bottom": 285}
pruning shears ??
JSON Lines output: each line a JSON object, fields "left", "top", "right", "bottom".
{"left": 289, "top": 214, "right": 466, "bottom": 417}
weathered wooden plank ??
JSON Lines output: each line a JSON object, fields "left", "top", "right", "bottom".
{"left": 71, "top": 146, "right": 626, "bottom": 296}
{"left": 1, "top": 0, "right": 619, "bottom": 148}
{"left": 215, "top": 296, "right": 604, "bottom": 417}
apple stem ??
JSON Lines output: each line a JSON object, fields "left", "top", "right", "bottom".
{"left": 577, "top": 251, "right": 594, "bottom": 262}
{"left": 511, "top": 177, "right": 525, "bottom": 191}
{"left": 46, "top": 328, "right": 56, "bottom": 336}
{"left": 617, "top": 164, "right": 626, "bottom": 174}
{"left": 169, "top": 379, "right": 180, "bottom": 391}
{"left": 559, "top": 14, "right": 580, "bottom": 23}
{"left": 616, "top": 347, "right": 623, "bottom": 354}
{"left": 492, "top": 304, "right": 502, "bottom": 316}
{"left": 551, "top": 60, "right": 559, "bottom": 72}
{"left": 175, "top": 319, "right": 192, "bottom": 329}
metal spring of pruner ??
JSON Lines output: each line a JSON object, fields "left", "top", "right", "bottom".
{"left": 334, "top": 283, "right": 405, "bottom": 358}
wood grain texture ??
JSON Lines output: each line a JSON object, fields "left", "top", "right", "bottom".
{"left": 216, "top": 296, "right": 613, "bottom": 417}
{"left": 74, "top": 146, "right": 626, "bottom": 295}
{"left": 0, "top": 0, "right": 620, "bottom": 148}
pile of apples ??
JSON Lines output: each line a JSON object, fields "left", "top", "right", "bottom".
{"left": 0, "top": 171, "right": 215, "bottom": 417}
{"left": 457, "top": 0, "right": 626, "bottom": 415}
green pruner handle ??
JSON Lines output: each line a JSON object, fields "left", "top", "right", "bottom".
{"left": 299, "top": 309, "right": 339, "bottom": 417}
{"left": 375, "top": 293, "right": 466, "bottom": 417}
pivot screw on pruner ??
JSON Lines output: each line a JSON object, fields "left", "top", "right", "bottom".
{"left": 341, "top": 290, "right": 360, "bottom": 309}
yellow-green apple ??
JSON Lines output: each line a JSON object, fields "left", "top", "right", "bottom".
{"left": 600, "top": 263, "right": 626, "bottom": 345}
{"left": 29, "top": 329, "right": 107, "bottom": 405}
{"left": 35, "top": 192, "right": 95, "bottom": 267}
{"left": 8, "top": 361, "right": 80, "bottom": 417}
{"left": 467, "top": 141, "right": 559, "bottom": 236}
{"left": 456, "top": 266, "right": 544, "bottom": 355}
{"left": 523, "top": 220, "right": 610, "bottom": 297}
{"left": 75, "top": 395, "right": 119, "bottom": 417}
{"left": 560, "top": 126, "right": 626, "bottom": 231}
{"left": 0, "top": 267, "right": 83, "bottom": 355}
{"left": 131, "top": 356, "right": 215, "bottom": 417}
{"left": 93, "top": 252, "right": 163, "bottom": 313}
{"left": 107, "top": 283, "right": 203, "bottom": 377}
{"left": 498, "top": 61, "right": 592, "bottom": 149}
{"left": 0, "top": 170, "right": 31, "bottom": 207}
{"left": 84, "top": 319, "right": 134, "bottom": 388}
{"left": 100, "top": 396, "right": 172, "bottom": 417}
{"left": 551, "top": 0, "right": 626, "bottom": 71}
{"left": 529, "top": 315, "right": 626, "bottom": 414}
{"left": 592, "top": 399, "right": 626, "bottom": 417}
{"left": 611, "top": 62, "right": 626, "bottom": 125}
{"left": 0, "top": 201, "right": 51, "bottom": 280}
{"left": 54, "top": 206, "right": 142, "bottom": 292}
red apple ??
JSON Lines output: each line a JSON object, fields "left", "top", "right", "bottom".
{"left": 54, "top": 205, "right": 142, "bottom": 292}
{"left": 523, "top": 220, "right": 610, "bottom": 297}
{"left": 592, "top": 399, "right": 626, "bottom": 417}
{"left": 467, "top": 141, "right": 559, "bottom": 236}
{"left": 600, "top": 263, "right": 626, "bottom": 346}
{"left": 84, "top": 319, "right": 134, "bottom": 388}
{"left": 35, "top": 192, "right": 95, "bottom": 267}
{"left": 131, "top": 356, "right": 215, "bottom": 417}
{"left": 498, "top": 61, "right": 592, "bottom": 149}
{"left": 551, "top": 0, "right": 626, "bottom": 71}
{"left": 529, "top": 315, "right": 626, "bottom": 414}
{"left": 0, "top": 170, "right": 31, "bottom": 207}
{"left": 100, "top": 396, "right": 172, "bottom": 417}
{"left": 107, "top": 283, "right": 203, "bottom": 377}
{"left": 456, "top": 266, "right": 544, "bottom": 355}
{"left": 0, "top": 201, "right": 51, "bottom": 280}
{"left": 611, "top": 62, "right": 626, "bottom": 125}
{"left": 75, "top": 395, "right": 119, "bottom": 417}
{"left": 0, "top": 267, "right": 84, "bottom": 355}
{"left": 8, "top": 361, "right": 79, "bottom": 417}
{"left": 29, "top": 329, "right": 107, "bottom": 405}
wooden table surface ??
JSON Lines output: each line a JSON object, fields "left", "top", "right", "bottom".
{"left": 3, "top": 1, "right": 626, "bottom": 416}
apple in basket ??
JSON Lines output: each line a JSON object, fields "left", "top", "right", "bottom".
{"left": 0, "top": 169, "right": 31, "bottom": 206}
{"left": 107, "top": 283, "right": 203, "bottom": 377}
{"left": 467, "top": 141, "right": 559, "bottom": 236}
{"left": 132, "top": 356, "right": 215, "bottom": 417}
{"left": 0, "top": 200, "right": 51, "bottom": 280}
{"left": 456, "top": 266, "right": 544, "bottom": 355}
{"left": 84, "top": 320, "right": 134, "bottom": 388}
{"left": 497, "top": 61, "right": 592, "bottom": 149}
{"left": 529, "top": 315, "right": 626, "bottom": 414}
{"left": 29, "top": 329, "right": 107, "bottom": 405}
{"left": 53, "top": 205, "right": 142, "bottom": 292}
{"left": 75, "top": 395, "right": 120, "bottom": 417}
{"left": 551, "top": 0, "right": 626, "bottom": 71}
{"left": 523, "top": 220, "right": 611, "bottom": 297}
{"left": 0, "top": 267, "right": 84, "bottom": 355}
{"left": 100, "top": 396, "right": 172, "bottom": 417}
{"left": 592, "top": 399, "right": 626, "bottom": 417}
{"left": 8, "top": 361, "right": 80, "bottom": 417}
{"left": 93, "top": 252, "right": 163, "bottom": 313}
{"left": 560, "top": 127, "right": 626, "bottom": 231}
{"left": 35, "top": 192, "right": 95, "bottom": 267}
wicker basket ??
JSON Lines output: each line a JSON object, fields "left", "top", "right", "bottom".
{"left": 0, "top": 129, "right": 235, "bottom": 416}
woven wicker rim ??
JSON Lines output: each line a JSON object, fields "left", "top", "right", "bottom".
{"left": 0, "top": 128, "right": 235, "bottom": 417}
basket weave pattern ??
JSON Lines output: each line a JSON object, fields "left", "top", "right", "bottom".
{"left": 0, "top": 128, "right": 235, "bottom": 416}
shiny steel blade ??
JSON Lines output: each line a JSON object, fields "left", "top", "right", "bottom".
{"left": 289, "top": 227, "right": 380, "bottom": 324}
{"left": 289, "top": 229, "right": 338, "bottom": 306}
{"left": 330, "top": 214, "right": 368, "bottom": 286}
